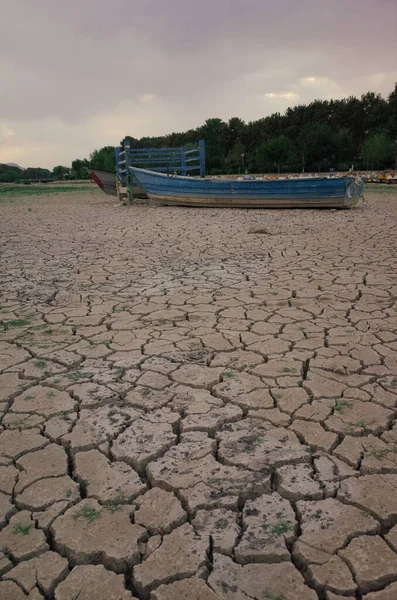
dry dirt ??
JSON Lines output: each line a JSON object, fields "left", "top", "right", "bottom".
{"left": 1, "top": 187, "right": 397, "bottom": 600}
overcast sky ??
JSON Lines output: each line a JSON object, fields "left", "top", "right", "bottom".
{"left": 1, "top": 0, "right": 396, "bottom": 169}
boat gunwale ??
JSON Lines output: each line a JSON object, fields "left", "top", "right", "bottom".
{"left": 130, "top": 166, "right": 356, "bottom": 184}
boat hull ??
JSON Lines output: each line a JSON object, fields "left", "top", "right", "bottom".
{"left": 130, "top": 167, "right": 363, "bottom": 208}
{"left": 148, "top": 194, "right": 350, "bottom": 208}
{"left": 89, "top": 169, "right": 117, "bottom": 196}
{"left": 89, "top": 169, "right": 147, "bottom": 199}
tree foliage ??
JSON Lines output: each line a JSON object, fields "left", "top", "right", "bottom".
{"left": 0, "top": 164, "right": 52, "bottom": 183}
{"left": 89, "top": 147, "right": 116, "bottom": 171}
{"left": 71, "top": 159, "right": 89, "bottom": 179}
{"left": 362, "top": 133, "right": 394, "bottom": 170}
{"left": 254, "top": 136, "right": 295, "bottom": 173}
{"left": 52, "top": 165, "right": 70, "bottom": 180}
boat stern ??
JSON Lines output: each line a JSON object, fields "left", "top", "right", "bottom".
{"left": 345, "top": 177, "right": 365, "bottom": 207}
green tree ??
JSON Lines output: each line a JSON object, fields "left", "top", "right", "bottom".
{"left": 24, "top": 167, "right": 52, "bottom": 180}
{"left": 71, "top": 159, "right": 89, "bottom": 179}
{"left": 52, "top": 165, "right": 70, "bottom": 180}
{"left": 224, "top": 118, "right": 246, "bottom": 153}
{"left": 362, "top": 133, "right": 394, "bottom": 169}
{"left": 89, "top": 146, "right": 116, "bottom": 171}
{"left": 361, "top": 92, "right": 389, "bottom": 135}
{"left": 197, "top": 118, "right": 228, "bottom": 173}
{"left": 225, "top": 140, "right": 246, "bottom": 173}
{"left": 334, "top": 128, "right": 355, "bottom": 170}
{"left": 298, "top": 123, "right": 336, "bottom": 172}
{"left": 0, "top": 164, "right": 20, "bottom": 182}
{"left": 388, "top": 83, "right": 397, "bottom": 142}
{"left": 255, "top": 136, "right": 295, "bottom": 173}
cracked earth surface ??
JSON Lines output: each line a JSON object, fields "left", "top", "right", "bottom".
{"left": 1, "top": 188, "right": 397, "bottom": 599}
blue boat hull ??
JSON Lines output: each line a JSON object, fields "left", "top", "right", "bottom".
{"left": 130, "top": 167, "right": 364, "bottom": 208}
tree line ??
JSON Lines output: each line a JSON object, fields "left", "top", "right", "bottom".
{"left": 0, "top": 162, "right": 90, "bottom": 183}
{"left": 1, "top": 84, "right": 396, "bottom": 182}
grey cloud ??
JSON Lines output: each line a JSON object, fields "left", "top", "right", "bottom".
{"left": 0, "top": 0, "right": 396, "bottom": 166}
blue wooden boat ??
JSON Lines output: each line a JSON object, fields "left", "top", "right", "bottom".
{"left": 130, "top": 167, "right": 364, "bottom": 208}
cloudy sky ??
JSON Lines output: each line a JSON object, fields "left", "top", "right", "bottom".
{"left": 1, "top": 0, "right": 396, "bottom": 169}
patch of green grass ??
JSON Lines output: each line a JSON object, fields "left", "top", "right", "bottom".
{"left": 46, "top": 391, "right": 56, "bottom": 398}
{"left": 33, "top": 359, "right": 47, "bottom": 369}
{"left": 6, "top": 319, "right": 31, "bottom": 328}
{"left": 111, "top": 305, "right": 125, "bottom": 313}
{"left": 13, "top": 523, "right": 33, "bottom": 536}
{"left": 267, "top": 520, "right": 293, "bottom": 537}
{"left": 66, "top": 489, "right": 72, "bottom": 498}
{"left": 271, "top": 292, "right": 279, "bottom": 296}
{"left": 115, "top": 368, "right": 124, "bottom": 381}
{"left": 24, "top": 394, "right": 35, "bottom": 401}
{"left": 345, "top": 420, "right": 371, "bottom": 434}
{"left": 282, "top": 367, "right": 297, "bottom": 373}
{"left": 161, "top": 288, "right": 168, "bottom": 296}
{"left": 334, "top": 400, "right": 353, "bottom": 414}
{"left": 81, "top": 479, "right": 89, "bottom": 495}
{"left": 240, "top": 434, "right": 264, "bottom": 455}
{"left": 263, "top": 591, "right": 285, "bottom": 600}
{"left": 223, "top": 371, "right": 235, "bottom": 379}
{"left": 369, "top": 448, "right": 397, "bottom": 460}
{"left": 105, "top": 492, "right": 126, "bottom": 513}
{"left": 52, "top": 377, "right": 61, "bottom": 384}
{"left": 73, "top": 505, "right": 101, "bottom": 524}
{"left": 0, "top": 184, "right": 90, "bottom": 197}
{"left": 66, "top": 370, "right": 93, "bottom": 381}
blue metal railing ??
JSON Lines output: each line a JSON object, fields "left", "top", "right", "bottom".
{"left": 116, "top": 139, "right": 205, "bottom": 196}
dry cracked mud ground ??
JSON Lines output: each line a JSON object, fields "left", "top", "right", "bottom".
{"left": 1, "top": 186, "right": 397, "bottom": 600}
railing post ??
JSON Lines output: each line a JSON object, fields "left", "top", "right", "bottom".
{"left": 115, "top": 146, "right": 120, "bottom": 172}
{"left": 115, "top": 146, "right": 121, "bottom": 202}
{"left": 199, "top": 140, "right": 205, "bottom": 178}
{"left": 181, "top": 147, "right": 186, "bottom": 177}
{"left": 124, "top": 140, "right": 132, "bottom": 203}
